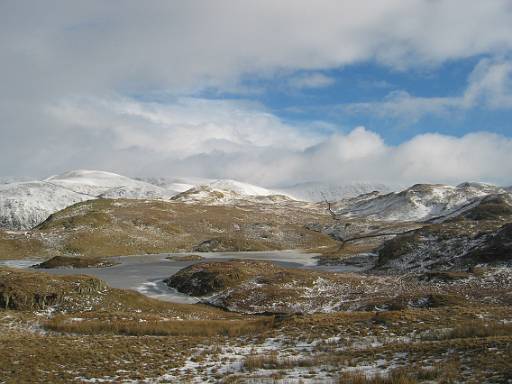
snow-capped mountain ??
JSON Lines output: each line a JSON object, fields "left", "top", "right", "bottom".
{"left": 277, "top": 181, "right": 395, "bottom": 202}
{"left": 171, "top": 179, "right": 294, "bottom": 204}
{"left": 336, "top": 182, "right": 509, "bottom": 222}
{"left": 45, "top": 170, "right": 183, "bottom": 197}
{"left": 0, "top": 181, "right": 93, "bottom": 230}
{"left": 140, "top": 176, "right": 210, "bottom": 192}
{"left": 0, "top": 170, "right": 185, "bottom": 230}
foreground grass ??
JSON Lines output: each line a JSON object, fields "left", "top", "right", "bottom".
{"left": 2, "top": 305, "right": 512, "bottom": 383}
{"left": 2, "top": 265, "right": 512, "bottom": 383}
{"left": 44, "top": 316, "right": 274, "bottom": 337}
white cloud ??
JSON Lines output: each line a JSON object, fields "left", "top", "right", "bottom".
{"left": 47, "top": 97, "right": 321, "bottom": 157}
{"left": 1, "top": 1, "right": 512, "bottom": 99}
{"left": 343, "top": 58, "right": 512, "bottom": 121}
{"left": 464, "top": 58, "right": 512, "bottom": 108}
{"left": 288, "top": 73, "right": 335, "bottom": 89}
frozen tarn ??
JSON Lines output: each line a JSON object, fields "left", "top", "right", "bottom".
{"left": 3, "top": 251, "right": 323, "bottom": 303}
{"left": 0, "top": 259, "right": 41, "bottom": 268}
{"left": 136, "top": 280, "right": 199, "bottom": 304}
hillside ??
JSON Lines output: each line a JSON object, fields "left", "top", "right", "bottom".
{"left": 0, "top": 170, "right": 186, "bottom": 230}
{"left": 335, "top": 182, "right": 508, "bottom": 222}
{"left": 375, "top": 193, "right": 512, "bottom": 272}
{"left": 0, "top": 198, "right": 336, "bottom": 259}
{"left": 0, "top": 181, "right": 93, "bottom": 230}
{"left": 0, "top": 171, "right": 306, "bottom": 231}
{"left": 171, "top": 179, "right": 294, "bottom": 204}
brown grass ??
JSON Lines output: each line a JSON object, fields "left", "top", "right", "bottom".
{"left": 444, "top": 321, "right": 512, "bottom": 340}
{"left": 0, "top": 230, "right": 49, "bottom": 260}
{"left": 338, "top": 370, "right": 417, "bottom": 384}
{"left": 43, "top": 316, "right": 275, "bottom": 337}
{"left": 338, "top": 362, "right": 458, "bottom": 384}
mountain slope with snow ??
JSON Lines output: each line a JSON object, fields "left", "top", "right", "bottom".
{"left": 336, "top": 182, "right": 509, "bottom": 222}
{"left": 0, "top": 181, "right": 93, "bottom": 230}
{"left": 141, "top": 176, "right": 210, "bottom": 192}
{"left": 374, "top": 194, "right": 512, "bottom": 272}
{"left": 171, "top": 179, "right": 294, "bottom": 204}
{"left": 0, "top": 170, "right": 186, "bottom": 230}
{"left": 277, "top": 181, "right": 395, "bottom": 202}
{"left": 46, "top": 170, "right": 184, "bottom": 197}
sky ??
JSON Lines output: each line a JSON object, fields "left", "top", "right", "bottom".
{"left": 1, "top": 0, "right": 512, "bottom": 187}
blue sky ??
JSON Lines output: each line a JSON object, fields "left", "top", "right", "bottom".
{"left": 198, "top": 56, "right": 512, "bottom": 145}
{"left": 1, "top": 1, "right": 512, "bottom": 185}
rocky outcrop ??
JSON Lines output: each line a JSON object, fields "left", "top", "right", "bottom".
{"left": 33, "top": 255, "right": 118, "bottom": 269}
{"left": 374, "top": 198, "right": 512, "bottom": 273}
{"left": 463, "top": 223, "right": 512, "bottom": 264}
{"left": 165, "top": 260, "right": 280, "bottom": 296}
{"left": 0, "top": 268, "right": 107, "bottom": 310}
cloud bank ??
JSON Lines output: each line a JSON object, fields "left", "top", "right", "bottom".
{"left": 3, "top": 0, "right": 512, "bottom": 97}
{"left": 39, "top": 97, "right": 512, "bottom": 187}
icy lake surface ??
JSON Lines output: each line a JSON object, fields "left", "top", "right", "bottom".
{"left": 0, "top": 251, "right": 333, "bottom": 304}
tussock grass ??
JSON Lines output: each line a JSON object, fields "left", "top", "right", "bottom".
{"left": 338, "top": 364, "right": 457, "bottom": 384}
{"left": 440, "top": 321, "right": 512, "bottom": 340}
{"left": 338, "top": 370, "right": 417, "bottom": 384}
{"left": 43, "top": 316, "right": 274, "bottom": 337}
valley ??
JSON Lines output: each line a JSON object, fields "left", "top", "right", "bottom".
{"left": 1, "top": 170, "right": 512, "bottom": 383}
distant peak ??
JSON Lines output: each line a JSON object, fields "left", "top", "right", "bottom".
{"left": 46, "top": 169, "right": 126, "bottom": 181}
{"left": 456, "top": 181, "right": 497, "bottom": 189}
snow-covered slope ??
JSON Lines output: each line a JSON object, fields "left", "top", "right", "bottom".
{"left": 277, "top": 181, "right": 395, "bottom": 202}
{"left": 46, "top": 170, "right": 173, "bottom": 196}
{"left": 141, "top": 176, "right": 209, "bottom": 192}
{"left": 0, "top": 181, "right": 93, "bottom": 230}
{"left": 337, "top": 182, "right": 508, "bottom": 222}
{"left": 0, "top": 170, "right": 186, "bottom": 230}
{"left": 172, "top": 179, "right": 294, "bottom": 204}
